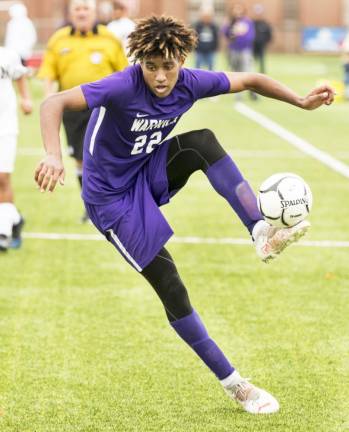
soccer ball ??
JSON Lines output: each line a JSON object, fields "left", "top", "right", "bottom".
{"left": 257, "top": 173, "right": 313, "bottom": 228}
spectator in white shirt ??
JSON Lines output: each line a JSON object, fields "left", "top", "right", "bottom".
{"left": 107, "top": 1, "right": 135, "bottom": 56}
{"left": 4, "top": 3, "right": 37, "bottom": 65}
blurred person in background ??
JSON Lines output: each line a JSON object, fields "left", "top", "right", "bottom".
{"left": 4, "top": 2, "right": 37, "bottom": 66}
{"left": 37, "top": 0, "right": 128, "bottom": 222}
{"left": 193, "top": 6, "right": 219, "bottom": 71}
{"left": 222, "top": 2, "right": 256, "bottom": 99}
{"left": 97, "top": 0, "right": 113, "bottom": 25}
{"left": 252, "top": 3, "right": 272, "bottom": 74}
{"left": 107, "top": 1, "right": 135, "bottom": 56}
{"left": 0, "top": 47, "right": 32, "bottom": 252}
{"left": 342, "top": 30, "right": 349, "bottom": 99}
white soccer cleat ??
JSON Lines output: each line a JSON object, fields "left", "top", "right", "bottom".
{"left": 253, "top": 220, "right": 310, "bottom": 263}
{"left": 223, "top": 378, "right": 280, "bottom": 414}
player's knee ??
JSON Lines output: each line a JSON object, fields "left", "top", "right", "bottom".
{"left": 199, "top": 128, "right": 222, "bottom": 150}
{"left": 200, "top": 128, "right": 216, "bottom": 142}
{"left": 182, "top": 129, "right": 226, "bottom": 167}
{"left": 164, "top": 272, "right": 186, "bottom": 302}
{"left": 163, "top": 273, "right": 192, "bottom": 318}
{"left": 184, "top": 128, "right": 215, "bottom": 148}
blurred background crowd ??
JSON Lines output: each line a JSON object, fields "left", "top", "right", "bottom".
{"left": 1, "top": 0, "right": 349, "bottom": 244}
{"left": 1, "top": 1, "right": 349, "bottom": 53}
{"left": 2, "top": 0, "right": 349, "bottom": 84}
{"left": 2, "top": 0, "right": 349, "bottom": 89}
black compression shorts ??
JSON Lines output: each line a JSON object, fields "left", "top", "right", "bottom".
{"left": 62, "top": 109, "right": 91, "bottom": 161}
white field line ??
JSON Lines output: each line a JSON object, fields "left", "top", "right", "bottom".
{"left": 230, "top": 150, "right": 305, "bottom": 159}
{"left": 18, "top": 147, "right": 349, "bottom": 160}
{"left": 22, "top": 232, "right": 349, "bottom": 248}
{"left": 17, "top": 147, "right": 307, "bottom": 159}
{"left": 20, "top": 147, "right": 306, "bottom": 159}
{"left": 234, "top": 102, "right": 349, "bottom": 179}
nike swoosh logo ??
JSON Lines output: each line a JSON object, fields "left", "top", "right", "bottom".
{"left": 136, "top": 113, "right": 149, "bottom": 118}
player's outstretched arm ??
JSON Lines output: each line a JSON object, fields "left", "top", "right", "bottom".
{"left": 224, "top": 72, "right": 334, "bottom": 110}
{"left": 34, "top": 86, "right": 87, "bottom": 193}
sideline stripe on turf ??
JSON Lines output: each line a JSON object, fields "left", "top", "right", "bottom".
{"left": 22, "top": 232, "right": 349, "bottom": 248}
{"left": 17, "top": 147, "right": 349, "bottom": 161}
{"left": 234, "top": 102, "right": 349, "bottom": 179}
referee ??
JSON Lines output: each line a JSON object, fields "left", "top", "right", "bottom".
{"left": 37, "top": 0, "right": 128, "bottom": 221}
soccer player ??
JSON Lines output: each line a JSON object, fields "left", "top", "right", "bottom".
{"left": 0, "top": 46, "right": 32, "bottom": 252}
{"left": 35, "top": 16, "right": 334, "bottom": 414}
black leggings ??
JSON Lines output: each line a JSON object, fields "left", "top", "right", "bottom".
{"left": 141, "top": 129, "right": 227, "bottom": 321}
{"left": 166, "top": 128, "right": 226, "bottom": 193}
{"left": 141, "top": 247, "right": 192, "bottom": 321}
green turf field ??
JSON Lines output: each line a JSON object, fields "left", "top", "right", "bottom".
{"left": 0, "top": 54, "right": 348, "bottom": 431}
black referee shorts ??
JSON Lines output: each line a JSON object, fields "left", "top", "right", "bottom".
{"left": 62, "top": 109, "right": 91, "bottom": 161}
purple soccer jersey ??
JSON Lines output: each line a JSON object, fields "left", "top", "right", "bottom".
{"left": 81, "top": 64, "right": 230, "bottom": 271}
{"left": 81, "top": 64, "right": 230, "bottom": 204}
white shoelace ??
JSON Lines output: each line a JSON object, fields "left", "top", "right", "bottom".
{"left": 231, "top": 379, "right": 259, "bottom": 402}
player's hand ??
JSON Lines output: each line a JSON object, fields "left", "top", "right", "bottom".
{"left": 34, "top": 154, "right": 65, "bottom": 193}
{"left": 20, "top": 98, "right": 33, "bottom": 115}
{"left": 300, "top": 85, "right": 335, "bottom": 110}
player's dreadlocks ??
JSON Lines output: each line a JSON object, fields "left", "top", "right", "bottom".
{"left": 128, "top": 16, "right": 198, "bottom": 62}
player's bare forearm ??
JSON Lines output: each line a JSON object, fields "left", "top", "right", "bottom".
{"left": 40, "top": 87, "right": 87, "bottom": 156}
{"left": 224, "top": 72, "right": 334, "bottom": 110}
{"left": 16, "top": 76, "right": 33, "bottom": 114}
{"left": 16, "top": 75, "right": 30, "bottom": 99}
{"left": 40, "top": 93, "right": 66, "bottom": 158}
{"left": 35, "top": 86, "right": 87, "bottom": 192}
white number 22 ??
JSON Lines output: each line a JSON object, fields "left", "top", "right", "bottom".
{"left": 131, "top": 132, "right": 162, "bottom": 155}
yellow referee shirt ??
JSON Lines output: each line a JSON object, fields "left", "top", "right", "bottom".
{"left": 37, "top": 24, "right": 128, "bottom": 90}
